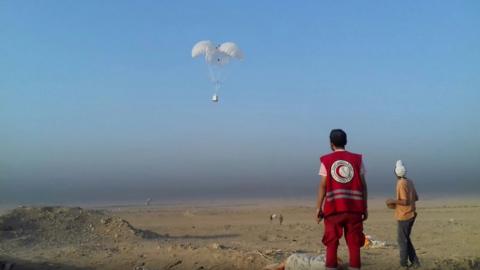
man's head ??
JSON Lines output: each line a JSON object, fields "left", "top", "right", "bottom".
{"left": 330, "top": 129, "right": 347, "bottom": 150}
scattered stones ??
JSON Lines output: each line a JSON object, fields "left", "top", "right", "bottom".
{"left": 167, "top": 260, "right": 182, "bottom": 269}
{"left": 433, "top": 257, "right": 480, "bottom": 270}
{"left": 210, "top": 243, "right": 224, "bottom": 250}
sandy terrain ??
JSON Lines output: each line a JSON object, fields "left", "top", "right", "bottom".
{"left": 1, "top": 197, "right": 479, "bottom": 270}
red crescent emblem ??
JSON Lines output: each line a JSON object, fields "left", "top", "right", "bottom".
{"left": 336, "top": 165, "right": 346, "bottom": 178}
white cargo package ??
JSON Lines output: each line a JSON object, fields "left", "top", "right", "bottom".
{"left": 285, "top": 253, "right": 326, "bottom": 270}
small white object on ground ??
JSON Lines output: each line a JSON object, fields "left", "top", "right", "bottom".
{"left": 285, "top": 253, "right": 326, "bottom": 270}
{"left": 210, "top": 243, "right": 222, "bottom": 249}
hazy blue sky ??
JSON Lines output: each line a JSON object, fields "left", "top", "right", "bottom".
{"left": 1, "top": 1, "right": 479, "bottom": 204}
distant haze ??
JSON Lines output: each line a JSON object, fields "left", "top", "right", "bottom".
{"left": 1, "top": 1, "right": 479, "bottom": 205}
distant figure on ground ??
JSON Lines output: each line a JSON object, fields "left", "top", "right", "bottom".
{"left": 145, "top": 198, "right": 152, "bottom": 206}
{"left": 386, "top": 160, "right": 421, "bottom": 269}
{"left": 316, "top": 129, "right": 368, "bottom": 270}
{"left": 269, "top": 213, "right": 284, "bottom": 225}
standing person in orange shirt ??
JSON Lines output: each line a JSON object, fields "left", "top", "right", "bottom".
{"left": 386, "top": 160, "right": 421, "bottom": 269}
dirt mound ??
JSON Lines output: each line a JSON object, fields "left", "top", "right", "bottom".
{"left": 0, "top": 206, "right": 158, "bottom": 248}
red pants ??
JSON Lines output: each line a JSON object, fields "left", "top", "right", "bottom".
{"left": 322, "top": 212, "right": 365, "bottom": 269}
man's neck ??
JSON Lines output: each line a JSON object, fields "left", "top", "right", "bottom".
{"left": 333, "top": 148, "right": 346, "bottom": 152}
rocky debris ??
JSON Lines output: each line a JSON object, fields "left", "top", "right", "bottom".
{"left": 210, "top": 243, "right": 224, "bottom": 250}
{"left": 166, "top": 260, "right": 182, "bottom": 269}
{"left": 133, "top": 261, "right": 148, "bottom": 270}
{"left": 433, "top": 257, "right": 480, "bottom": 270}
{"left": 0, "top": 206, "right": 159, "bottom": 249}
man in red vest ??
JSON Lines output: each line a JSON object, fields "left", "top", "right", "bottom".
{"left": 316, "top": 129, "right": 368, "bottom": 270}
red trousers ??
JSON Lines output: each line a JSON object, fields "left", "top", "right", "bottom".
{"left": 322, "top": 212, "right": 365, "bottom": 269}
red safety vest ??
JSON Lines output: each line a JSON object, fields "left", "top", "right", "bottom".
{"left": 320, "top": 151, "right": 366, "bottom": 217}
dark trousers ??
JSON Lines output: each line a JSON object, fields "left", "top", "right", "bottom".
{"left": 397, "top": 216, "right": 418, "bottom": 266}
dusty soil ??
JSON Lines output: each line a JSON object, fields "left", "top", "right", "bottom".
{"left": 1, "top": 199, "right": 479, "bottom": 270}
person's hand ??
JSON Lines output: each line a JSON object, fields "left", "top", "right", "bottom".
{"left": 385, "top": 198, "right": 396, "bottom": 205}
{"left": 315, "top": 208, "right": 324, "bottom": 224}
{"left": 362, "top": 211, "right": 368, "bottom": 221}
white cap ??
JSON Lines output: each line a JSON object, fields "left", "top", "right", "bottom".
{"left": 395, "top": 160, "right": 406, "bottom": 177}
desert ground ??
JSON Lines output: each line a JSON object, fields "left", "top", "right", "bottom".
{"left": 1, "top": 197, "right": 479, "bottom": 270}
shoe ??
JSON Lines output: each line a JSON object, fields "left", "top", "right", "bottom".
{"left": 409, "top": 260, "right": 421, "bottom": 268}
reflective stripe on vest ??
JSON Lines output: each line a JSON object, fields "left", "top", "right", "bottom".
{"left": 326, "top": 189, "right": 364, "bottom": 202}
{"left": 326, "top": 189, "right": 363, "bottom": 196}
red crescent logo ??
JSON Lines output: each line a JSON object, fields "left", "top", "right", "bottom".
{"left": 336, "top": 165, "right": 346, "bottom": 178}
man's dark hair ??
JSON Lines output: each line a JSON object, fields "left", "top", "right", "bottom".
{"left": 330, "top": 129, "right": 347, "bottom": 148}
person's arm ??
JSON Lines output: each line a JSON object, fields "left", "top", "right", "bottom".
{"left": 360, "top": 174, "right": 368, "bottom": 221}
{"left": 316, "top": 176, "right": 327, "bottom": 223}
{"left": 386, "top": 181, "right": 411, "bottom": 206}
{"left": 387, "top": 198, "right": 410, "bottom": 206}
{"left": 413, "top": 182, "right": 419, "bottom": 201}
{"left": 359, "top": 159, "right": 368, "bottom": 221}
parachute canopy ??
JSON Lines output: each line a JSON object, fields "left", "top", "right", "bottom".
{"left": 218, "top": 42, "right": 244, "bottom": 59}
{"left": 191, "top": 40, "right": 215, "bottom": 58}
{"left": 192, "top": 40, "right": 243, "bottom": 102}
{"left": 192, "top": 40, "right": 243, "bottom": 66}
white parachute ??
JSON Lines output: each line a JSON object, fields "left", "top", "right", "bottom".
{"left": 191, "top": 40, "right": 243, "bottom": 102}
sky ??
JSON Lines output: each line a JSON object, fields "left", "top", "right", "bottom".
{"left": 1, "top": 1, "right": 479, "bottom": 205}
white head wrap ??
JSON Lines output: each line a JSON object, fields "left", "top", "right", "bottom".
{"left": 395, "top": 160, "right": 406, "bottom": 177}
